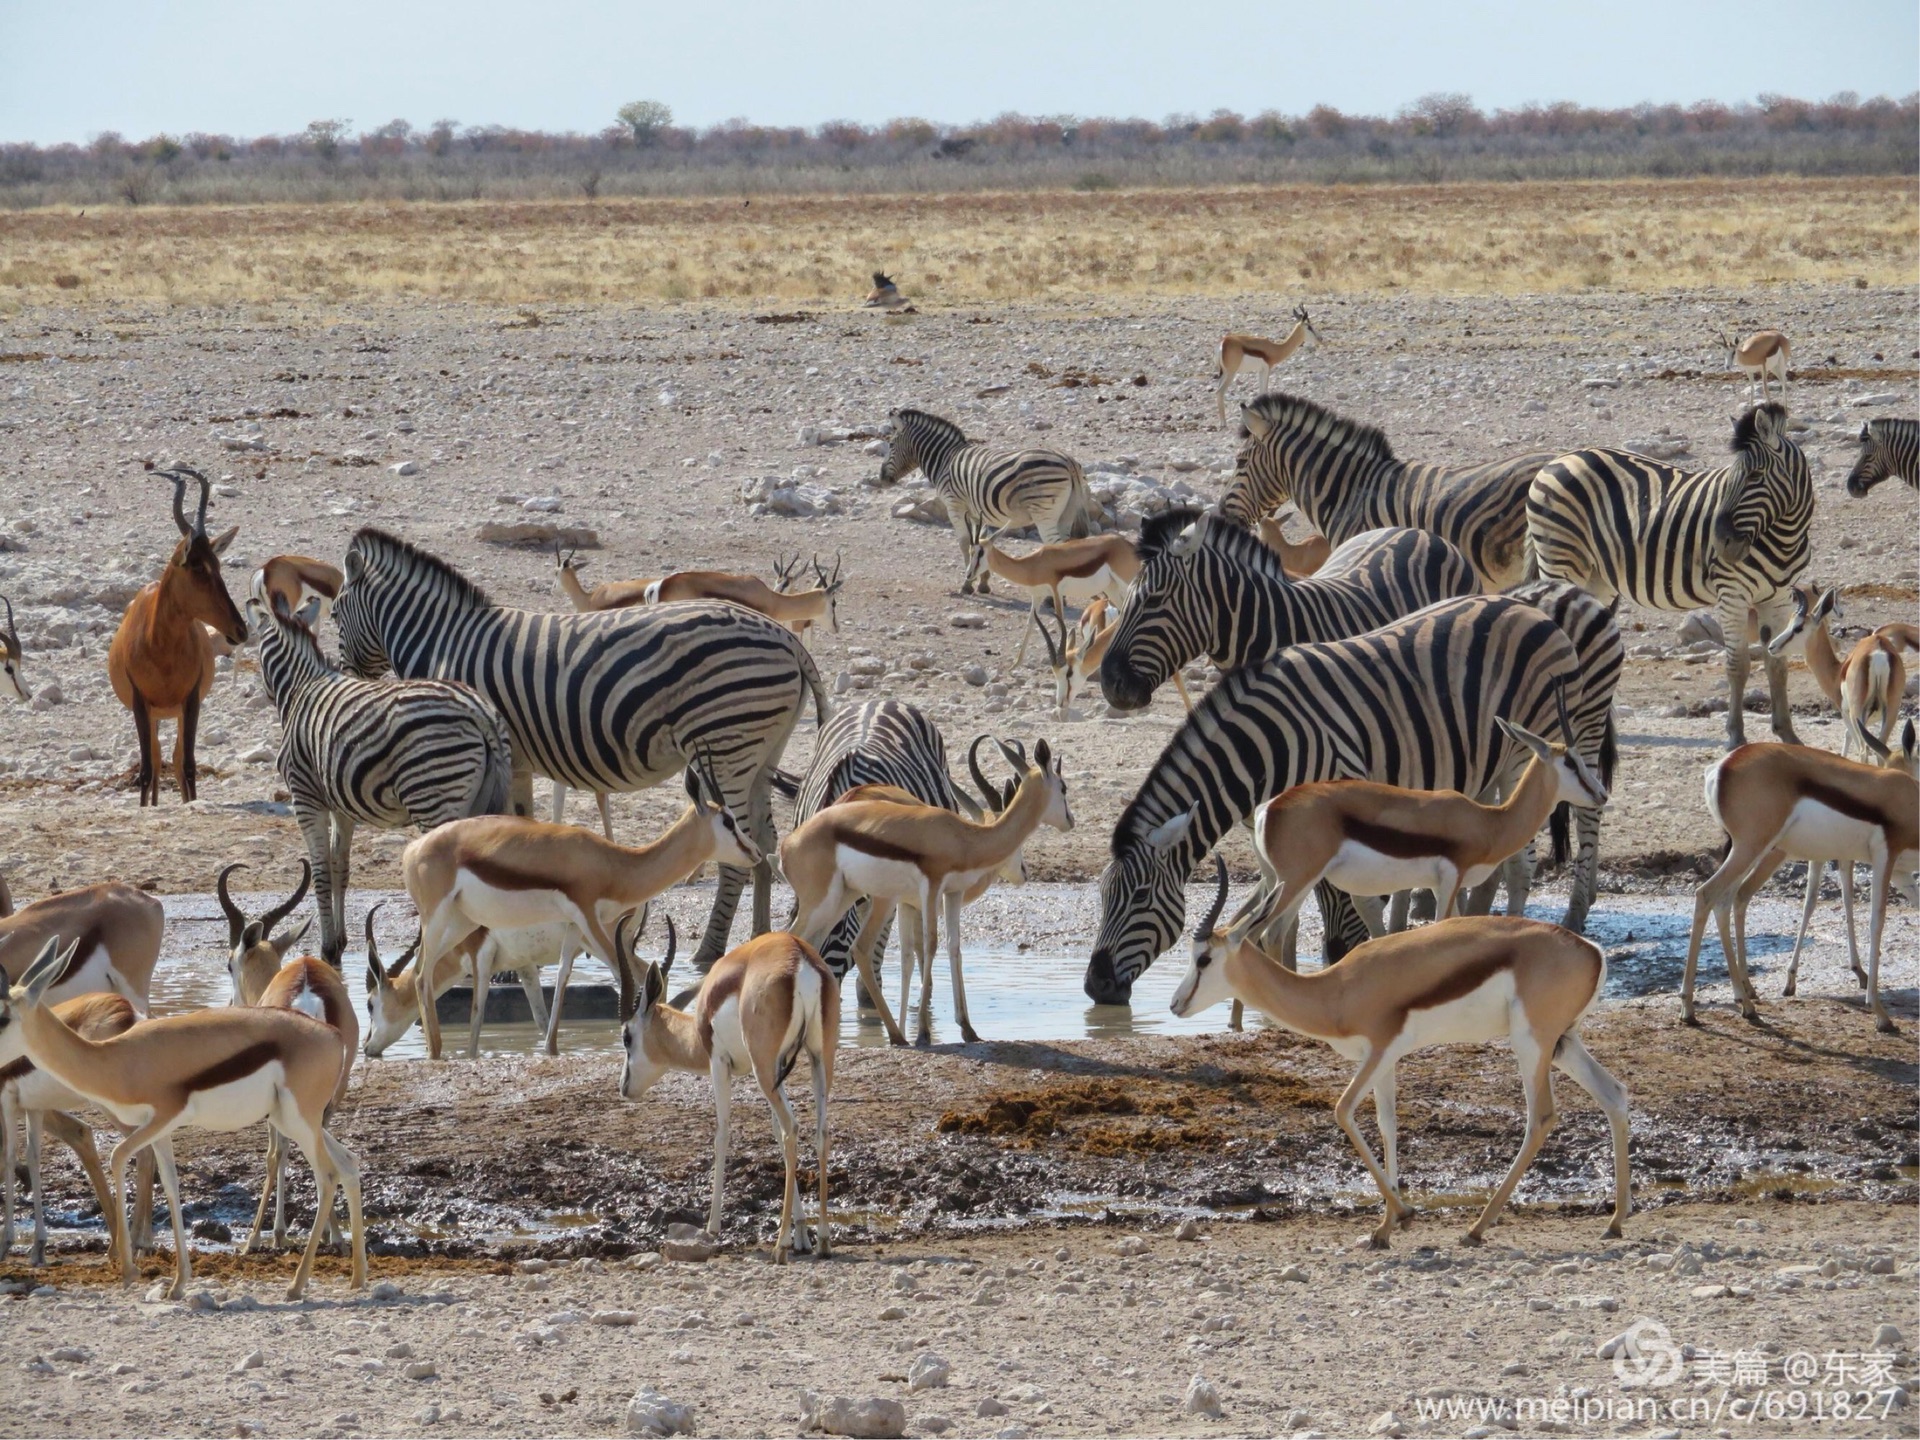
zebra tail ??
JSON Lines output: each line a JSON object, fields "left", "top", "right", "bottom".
{"left": 1064, "top": 460, "right": 1095, "bottom": 539}
{"left": 767, "top": 767, "right": 802, "bottom": 802}
{"left": 794, "top": 636, "right": 831, "bottom": 726}
{"left": 475, "top": 744, "right": 514, "bottom": 817}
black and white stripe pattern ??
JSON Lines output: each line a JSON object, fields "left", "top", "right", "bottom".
{"left": 878, "top": 408, "right": 1094, "bottom": 591}
{"left": 1846, "top": 417, "right": 1919, "bottom": 497}
{"left": 332, "top": 528, "right": 828, "bottom": 965}
{"left": 1085, "top": 595, "right": 1580, "bottom": 1003}
{"left": 1225, "top": 392, "right": 1555, "bottom": 590}
{"left": 1525, "top": 403, "right": 1813, "bottom": 748}
{"left": 253, "top": 597, "right": 513, "bottom": 966}
{"left": 1099, "top": 510, "right": 1479, "bottom": 709}
{"left": 783, "top": 699, "right": 980, "bottom": 978}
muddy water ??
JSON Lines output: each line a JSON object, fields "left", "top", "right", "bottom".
{"left": 142, "top": 884, "right": 1915, "bottom": 1060}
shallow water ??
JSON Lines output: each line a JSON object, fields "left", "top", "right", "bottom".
{"left": 140, "top": 884, "right": 1914, "bottom": 1061}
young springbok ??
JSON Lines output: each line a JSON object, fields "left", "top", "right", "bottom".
{"left": 361, "top": 917, "right": 583, "bottom": 1059}
{"left": 1720, "top": 328, "right": 1791, "bottom": 404}
{"left": 964, "top": 534, "right": 1138, "bottom": 663}
{"left": 556, "top": 546, "right": 845, "bottom": 633}
{"left": 1039, "top": 596, "right": 1116, "bottom": 718}
{"left": 399, "top": 763, "right": 761, "bottom": 1058}
{"left": 1769, "top": 588, "right": 1918, "bottom": 761}
{"left": 107, "top": 465, "right": 248, "bottom": 805}
{"left": 1, "top": 992, "right": 156, "bottom": 1267}
{"left": 0, "top": 937, "right": 366, "bottom": 1300}
{"left": 222, "top": 862, "right": 358, "bottom": 1254}
{"left": 0, "top": 595, "right": 25, "bottom": 703}
{"left": 1684, "top": 736, "right": 1918, "bottom": 1032}
{"left": 1213, "top": 308, "right": 1320, "bottom": 421}
{"left": 782, "top": 738, "right": 1072, "bottom": 1045}
{"left": 618, "top": 915, "right": 839, "bottom": 1262}
{"left": 1175, "top": 860, "right": 1631, "bottom": 1248}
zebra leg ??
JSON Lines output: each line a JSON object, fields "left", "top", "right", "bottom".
{"left": 291, "top": 798, "right": 340, "bottom": 965}
{"left": 327, "top": 812, "right": 356, "bottom": 964}
{"left": 549, "top": 779, "right": 567, "bottom": 823}
{"left": 748, "top": 770, "right": 776, "bottom": 937}
{"left": 1759, "top": 622, "right": 1802, "bottom": 746}
{"left": 1317, "top": 881, "right": 1370, "bottom": 964}
{"left": 1504, "top": 839, "right": 1536, "bottom": 919}
{"left": 1715, "top": 593, "right": 1754, "bottom": 750}
{"left": 595, "top": 791, "right": 614, "bottom": 840}
{"left": 1563, "top": 805, "right": 1601, "bottom": 933}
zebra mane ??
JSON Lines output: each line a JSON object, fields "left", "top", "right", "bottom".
{"left": 1241, "top": 392, "right": 1396, "bottom": 467}
{"left": 1135, "top": 506, "right": 1206, "bottom": 559}
{"left": 260, "top": 600, "right": 337, "bottom": 674}
{"left": 1109, "top": 669, "right": 1252, "bottom": 859}
{"left": 349, "top": 527, "right": 494, "bottom": 609}
{"left": 1195, "top": 511, "right": 1292, "bottom": 581}
{"left": 893, "top": 408, "right": 967, "bottom": 445}
{"left": 1730, "top": 401, "right": 1788, "bottom": 453}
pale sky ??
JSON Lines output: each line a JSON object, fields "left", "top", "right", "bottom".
{"left": 1, "top": 0, "right": 1913, "bottom": 145}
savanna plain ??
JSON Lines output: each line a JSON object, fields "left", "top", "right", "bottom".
{"left": 0, "top": 178, "right": 1916, "bottom": 1438}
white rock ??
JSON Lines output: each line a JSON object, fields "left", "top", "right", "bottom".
{"left": 522, "top": 496, "right": 563, "bottom": 512}
{"left": 960, "top": 664, "right": 988, "bottom": 687}
{"left": 800, "top": 1390, "right": 907, "bottom": 1438}
{"left": 908, "top": 1352, "right": 951, "bottom": 1392}
{"left": 391, "top": 460, "right": 419, "bottom": 476}
{"left": 663, "top": 1223, "right": 717, "bottom": 1262}
{"left": 592, "top": 1310, "right": 639, "bottom": 1327}
{"left": 239, "top": 744, "right": 274, "bottom": 764}
{"left": 1367, "top": 1411, "right": 1405, "bottom": 1437}
{"left": 1175, "top": 1218, "right": 1202, "bottom": 1242}
{"left": 975, "top": 1397, "right": 1009, "bottom": 1417}
{"left": 368, "top": 1280, "right": 401, "bottom": 1300}
{"left": 403, "top": 1360, "right": 439, "bottom": 1380}
{"left": 1875, "top": 1323, "right": 1906, "bottom": 1348}
{"left": 416, "top": 1404, "right": 441, "bottom": 1426}
{"left": 231, "top": 1350, "right": 264, "bottom": 1374}
{"left": 627, "top": 1387, "right": 696, "bottom": 1437}
{"left": 1851, "top": 392, "right": 1902, "bottom": 407}
{"left": 1184, "top": 1374, "right": 1224, "bottom": 1418}
{"left": 1690, "top": 1283, "right": 1731, "bottom": 1300}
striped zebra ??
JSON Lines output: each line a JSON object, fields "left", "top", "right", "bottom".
{"left": 250, "top": 592, "right": 513, "bottom": 967}
{"left": 1526, "top": 403, "right": 1813, "bottom": 749}
{"left": 775, "top": 699, "right": 987, "bottom": 983}
{"left": 1224, "top": 392, "right": 1556, "bottom": 590}
{"left": 1847, "top": 417, "right": 1918, "bottom": 497}
{"left": 1086, "top": 594, "right": 1580, "bottom": 1004}
{"left": 332, "top": 529, "right": 827, "bottom": 966}
{"left": 877, "top": 408, "right": 1095, "bottom": 594}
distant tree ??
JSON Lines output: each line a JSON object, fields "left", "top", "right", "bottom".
{"left": 141, "top": 134, "right": 183, "bottom": 165}
{"left": 304, "top": 119, "right": 350, "bottom": 162}
{"left": 618, "top": 99, "right": 673, "bottom": 146}
{"left": 1304, "top": 105, "right": 1348, "bottom": 140}
{"left": 1402, "top": 92, "right": 1483, "bottom": 138}
{"left": 424, "top": 119, "right": 458, "bottom": 157}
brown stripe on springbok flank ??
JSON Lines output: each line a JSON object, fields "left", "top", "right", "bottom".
{"left": 1800, "top": 780, "right": 1895, "bottom": 832}
{"left": 1052, "top": 552, "right": 1116, "bottom": 581}
{"left": 696, "top": 961, "right": 750, "bottom": 1057}
{"left": 182, "top": 1039, "right": 282, "bottom": 1094}
{"left": 0, "top": 1056, "right": 35, "bottom": 1085}
{"left": 828, "top": 824, "right": 928, "bottom": 867}
{"left": 463, "top": 857, "right": 570, "bottom": 894}
{"left": 1402, "top": 947, "right": 1515, "bottom": 1015}
{"left": 50, "top": 924, "right": 106, "bottom": 988}
{"left": 1344, "top": 815, "right": 1467, "bottom": 863}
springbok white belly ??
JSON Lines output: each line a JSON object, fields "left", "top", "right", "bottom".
{"left": 447, "top": 872, "right": 578, "bottom": 935}
{"left": 1324, "top": 841, "right": 1453, "bottom": 899}
{"left": 176, "top": 1062, "right": 287, "bottom": 1132}
{"left": 1774, "top": 799, "right": 1882, "bottom": 865}
{"left": 43, "top": 944, "right": 133, "bottom": 1011}
{"left": 1397, "top": 970, "right": 1520, "bottom": 1051}
{"left": 12, "top": 1068, "right": 93, "bottom": 1117}
{"left": 836, "top": 847, "right": 928, "bottom": 906}
{"left": 707, "top": 996, "right": 751, "bottom": 1075}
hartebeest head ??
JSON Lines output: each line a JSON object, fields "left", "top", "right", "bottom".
{"left": 157, "top": 464, "right": 248, "bottom": 646}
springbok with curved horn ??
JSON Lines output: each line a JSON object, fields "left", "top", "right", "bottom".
{"left": 1719, "top": 328, "right": 1790, "bottom": 404}
{"left": 107, "top": 465, "right": 248, "bottom": 804}
{"left": 1684, "top": 732, "right": 1918, "bottom": 1032}
{"left": 253, "top": 555, "right": 344, "bottom": 626}
{"left": 782, "top": 737, "right": 1072, "bottom": 1045}
{"left": 397, "top": 762, "right": 761, "bottom": 1058}
{"left": 556, "top": 545, "right": 845, "bottom": 634}
{"left": 1175, "top": 858, "right": 1631, "bottom": 1249}
{"left": 618, "top": 915, "right": 839, "bottom": 1262}
{"left": 0, "top": 595, "right": 25, "bottom": 703}
{"left": 964, "top": 534, "right": 1138, "bottom": 662}
{"left": 0, "top": 937, "right": 367, "bottom": 1300}
{"left": 1213, "top": 307, "right": 1320, "bottom": 421}
{"left": 1768, "top": 589, "right": 1918, "bottom": 761}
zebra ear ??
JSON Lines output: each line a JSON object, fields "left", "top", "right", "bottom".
{"left": 1241, "top": 403, "right": 1273, "bottom": 442}
{"left": 1144, "top": 807, "right": 1196, "bottom": 853}
{"left": 1169, "top": 523, "right": 1203, "bottom": 558}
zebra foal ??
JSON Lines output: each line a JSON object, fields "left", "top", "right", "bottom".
{"left": 249, "top": 584, "right": 513, "bottom": 967}
{"left": 877, "top": 408, "right": 1096, "bottom": 594}
{"left": 1527, "top": 403, "right": 1813, "bottom": 750}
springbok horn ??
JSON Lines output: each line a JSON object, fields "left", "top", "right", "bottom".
{"left": 388, "top": 928, "right": 421, "bottom": 981}
{"left": 260, "top": 858, "right": 312, "bottom": 939}
{"left": 1, "top": 593, "right": 17, "bottom": 653}
{"left": 967, "top": 734, "right": 1004, "bottom": 815}
{"left": 364, "top": 901, "right": 388, "bottom": 985}
{"left": 1196, "top": 854, "right": 1231, "bottom": 940}
{"left": 657, "top": 913, "right": 676, "bottom": 981}
{"left": 215, "top": 862, "right": 249, "bottom": 949}
{"left": 1553, "top": 683, "right": 1574, "bottom": 747}
{"left": 615, "top": 911, "right": 639, "bottom": 1023}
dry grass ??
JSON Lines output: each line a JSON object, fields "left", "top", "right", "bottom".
{"left": 0, "top": 177, "right": 1913, "bottom": 310}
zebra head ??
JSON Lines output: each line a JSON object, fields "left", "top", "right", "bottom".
{"left": 1846, "top": 417, "right": 1911, "bottom": 498}
{"left": 1710, "top": 403, "right": 1807, "bottom": 569}
{"left": 1100, "top": 507, "right": 1214, "bottom": 710}
{"left": 334, "top": 541, "right": 394, "bottom": 678}
{"left": 1086, "top": 805, "right": 1201, "bottom": 1004}
{"left": 876, "top": 409, "right": 925, "bottom": 486}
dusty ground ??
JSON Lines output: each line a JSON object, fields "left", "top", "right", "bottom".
{"left": 0, "top": 283, "right": 1914, "bottom": 898}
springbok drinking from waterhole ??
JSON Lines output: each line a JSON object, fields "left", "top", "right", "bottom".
{"left": 782, "top": 738, "right": 1072, "bottom": 1045}
{"left": 1213, "top": 308, "right": 1320, "bottom": 421}
{"left": 1720, "top": 328, "right": 1790, "bottom": 405}
{"left": 617, "top": 915, "right": 839, "bottom": 1262}
{"left": 0, "top": 936, "right": 367, "bottom": 1300}
{"left": 107, "top": 465, "right": 248, "bottom": 804}
{"left": 398, "top": 761, "right": 761, "bottom": 1059}
{"left": 1683, "top": 732, "right": 1918, "bottom": 1033}
{"left": 1175, "top": 859, "right": 1632, "bottom": 1249}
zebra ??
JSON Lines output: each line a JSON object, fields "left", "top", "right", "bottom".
{"left": 1846, "top": 417, "right": 1918, "bottom": 497}
{"left": 1085, "top": 594, "right": 1580, "bottom": 1005}
{"left": 331, "top": 528, "right": 828, "bottom": 967}
{"left": 773, "top": 699, "right": 994, "bottom": 989}
{"left": 1101, "top": 510, "right": 1620, "bottom": 933}
{"left": 249, "top": 591, "right": 513, "bottom": 967}
{"left": 1224, "top": 391, "right": 1557, "bottom": 591}
{"left": 875, "top": 408, "right": 1095, "bottom": 594}
{"left": 1526, "top": 402, "right": 1813, "bottom": 750}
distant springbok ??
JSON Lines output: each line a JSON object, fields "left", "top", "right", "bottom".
{"left": 1720, "top": 328, "right": 1790, "bottom": 405}
{"left": 1214, "top": 308, "right": 1320, "bottom": 421}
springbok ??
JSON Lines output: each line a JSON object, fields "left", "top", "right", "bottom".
{"left": 1768, "top": 589, "right": 1918, "bottom": 760}
{"left": 0, "top": 882, "right": 166, "bottom": 1011}
{"left": 965, "top": 534, "right": 1137, "bottom": 664}
{"left": 1254, "top": 516, "right": 1333, "bottom": 577}
{"left": 1175, "top": 860, "right": 1631, "bottom": 1249}
{"left": 1213, "top": 308, "right": 1320, "bottom": 421}
{"left": 782, "top": 738, "right": 1072, "bottom": 1045}
{"left": 254, "top": 555, "right": 344, "bottom": 626}
{"left": 0, "top": 937, "right": 366, "bottom": 1300}
{"left": 397, "top": 763, "right": 760, "bottom": 1058}
{"left": 618, "top": 916, "right": 838, "bottom": 1262}
{"left": 1720, "top": 328, "right": 1790, "bottom": 405}
{"left": 1040, "top": 595, "right": 1116, "bottom": 718}
{"left": 1683, "top": 735, "right": 1918, "bottom": 1032}
{"left": 107, "top": 465, "right": 248, "bottom": 804}
{"left": 0, "top": 595, "right": 25, "bottom": 702}
{"left": 556, "top": 546, "right": 845, "bottom": 633}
